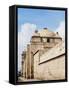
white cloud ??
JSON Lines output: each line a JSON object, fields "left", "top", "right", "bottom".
{"left": 18, "top": 23, "right": 37, "bottom": 71}
{"left": 55, "top": 21, "right": 65, "bottom": 40}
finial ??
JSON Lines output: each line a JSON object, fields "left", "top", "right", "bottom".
{"left": 44, "top": 27, "right": 48, "bottom": 30}
{"left": 56, "top": 32, "right": 59, "bottom": 34}
{"left": 35, "top": 30, "right": 38, "bottom": 33}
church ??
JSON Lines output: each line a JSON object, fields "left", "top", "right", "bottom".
{"left": 21, "top": 28, "right": 65, "bottom": 80}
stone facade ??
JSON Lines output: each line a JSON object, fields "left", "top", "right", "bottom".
{"left": 34, "top": 42, "right": 65, "bottom": 80}
{"left": 21, "top": 28, "right": 65, "bottom": 80}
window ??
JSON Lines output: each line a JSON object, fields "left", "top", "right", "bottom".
{"left": 47, "top": 38, "right": 50, "bottom": 42}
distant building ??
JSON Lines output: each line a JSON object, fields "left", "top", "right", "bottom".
{"left": 21, "top": 28, "right": 65, "bottom": 80}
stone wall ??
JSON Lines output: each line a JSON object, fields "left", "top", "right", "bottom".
{"left": 34, "top": 42, "right": 65, "bottom": 80}
{"left": 34, "top": 52, "right": 65, "bottom": 80}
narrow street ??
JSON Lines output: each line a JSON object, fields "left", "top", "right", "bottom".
{"left": 18, "top": 77, "right": 41, "bottom": 82}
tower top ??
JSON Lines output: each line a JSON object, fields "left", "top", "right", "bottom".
{"left": 35, "top": 30, "right": 38, "bottom": 33}
{"left": 43, "top": 27, "right": 48, "bottom": 30}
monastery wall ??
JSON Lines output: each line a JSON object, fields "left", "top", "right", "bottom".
{"left": 34, "top": 42, "right": 65, "bottom": 80}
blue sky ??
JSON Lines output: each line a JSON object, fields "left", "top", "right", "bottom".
{"left": 18, "top": 8, "right": 65, "bottom": 71}
{"left": 18, "top": 8, "right": 65, "bottom": 32}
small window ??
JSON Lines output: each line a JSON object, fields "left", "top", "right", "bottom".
{"left": 47, "top": 38, "right": 50, "bottom": 42}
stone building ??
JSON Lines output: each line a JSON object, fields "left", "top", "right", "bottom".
{"left": 21, "top": 28, "right": 65, "bottom": 80}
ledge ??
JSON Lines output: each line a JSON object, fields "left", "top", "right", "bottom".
{"left": 39, "top": 53, "right": 65, "bottom": 65}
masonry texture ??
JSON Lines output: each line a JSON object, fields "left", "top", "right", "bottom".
{"left": 20, "top": 28, "right": 65, "bottom": 81}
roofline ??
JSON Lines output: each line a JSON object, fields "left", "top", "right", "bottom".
{"left": 32, "top": 36, "right": 62, "bottom": 39}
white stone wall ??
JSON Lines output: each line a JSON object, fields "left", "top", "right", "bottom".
{"left": 34, "top": 42, "right": 65, "bottom": 80}
{"left": 38, "top": 55, "right": 65, "bottom": 80}
{"left": 34, "top": 53, "right": 65, "bottom": 80}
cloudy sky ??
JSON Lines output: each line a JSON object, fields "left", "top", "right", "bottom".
{"left": 18, "top": 8, "right": 65, "bottom": 71}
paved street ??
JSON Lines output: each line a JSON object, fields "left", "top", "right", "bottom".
{"left": 18, "top": 77, "right": 41, "bottom": 82}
